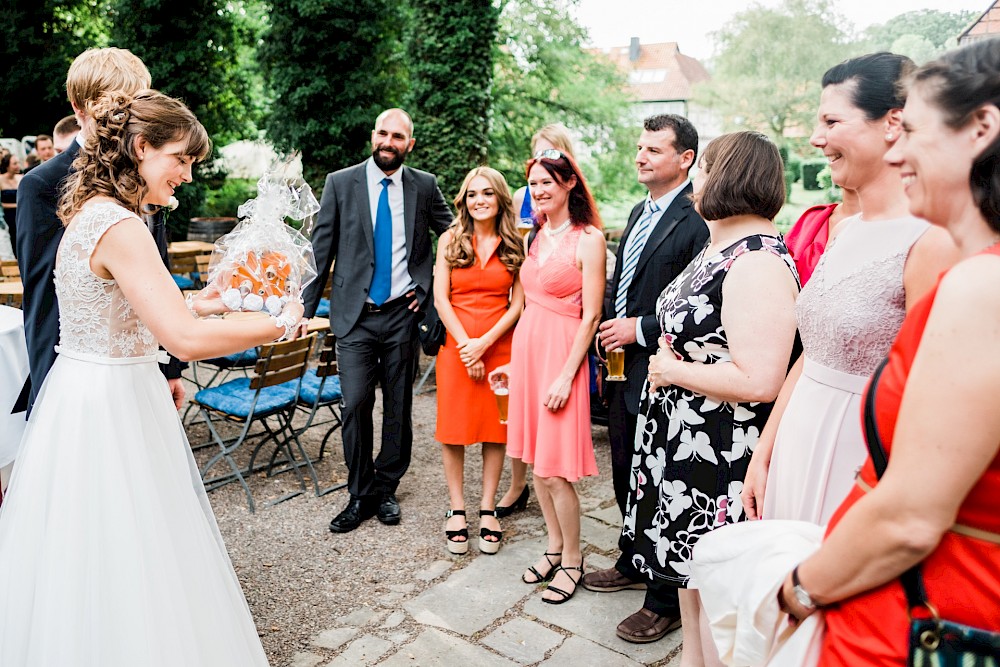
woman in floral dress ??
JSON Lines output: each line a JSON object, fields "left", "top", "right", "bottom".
{"left": 623, "top": 132, "right": 799, "bottom": 665}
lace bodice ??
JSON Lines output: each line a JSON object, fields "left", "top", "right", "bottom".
{"left": 54, "top": 200, "right": 158, "bottom": 358}
{"left": 796, "top": 215, "right": 928, "bottom": 375}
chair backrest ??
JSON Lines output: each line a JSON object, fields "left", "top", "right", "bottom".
{"left": 251, "top": 333, "right": 315, "bottom": 390}
{"left": 169, "top": 250, "right": 201, "bottom": 275}
{"left": 315, "top": 334, "right": 338, "bottom": 378}
{"left": 0, "top": 261, "right": 19, "bottom": 282}
{"left": 194, "top": 252, "right": 212, "bottom": 275}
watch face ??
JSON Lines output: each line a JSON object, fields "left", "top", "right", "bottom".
{"left": 794, "top": 585, "right": 813, "bottom": 609}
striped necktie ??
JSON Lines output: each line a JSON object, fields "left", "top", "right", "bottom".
{"left": 614, "top": 199, "right": 660, "bottom": 318}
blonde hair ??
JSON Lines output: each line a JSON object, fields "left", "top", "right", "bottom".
{"left": 58, "top": 90, "right": 211, "bottom": 225}
{"left": 531, "top": 123, "right": 576, "bottom": 158}
{"left": 66, "top": 48, "right": 152, "bottom": 116}
{"left": 446, "top": 167, "right": 525, "bottom": 273}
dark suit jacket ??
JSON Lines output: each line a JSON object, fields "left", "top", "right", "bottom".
{"left": 13, "top": 143, "right": 179, "bottom": 416}
{"left": 605, "top": 183, "right": 709, "bottom": 413}
{"left": 304, "top": 161, "right": 453, "bottom": 338}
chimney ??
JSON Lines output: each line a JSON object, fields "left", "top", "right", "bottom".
{"left": 629, "top": 37, "right": 640, "bottom": 62}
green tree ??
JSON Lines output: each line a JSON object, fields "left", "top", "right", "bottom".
{"left": 864, "top": 9, "right": 977, "bottom": 52}
{"left": 108, "top": 0, "right": 255, "bottom": 235}
{"left": 693, "top": 0, "right": 851, "bottom": 143}
{"left": 489, "top": 0, "right": 636, "bottom": 203}
{"left": 404, "top": 0, "right": 498, "bottom": 201}
{"left": 0, "top": 0, "right": 109, "bottom": 137}
{"left": 259, "top": 0, "right": 406, "bottom": 189}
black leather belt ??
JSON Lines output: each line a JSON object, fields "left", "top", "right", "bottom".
{"left": 362, "top": 294, "right": 411, "bottom": 314}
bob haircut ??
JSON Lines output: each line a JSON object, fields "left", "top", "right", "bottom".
{"left": 693, "top": 131, "right": 785, "bottom": 222}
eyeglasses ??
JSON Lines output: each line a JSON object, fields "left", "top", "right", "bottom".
{"left": 533, "top": 149, "right": 566, "bottom": 161}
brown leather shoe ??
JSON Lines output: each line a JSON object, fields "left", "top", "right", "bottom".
{"left": 616, "top": 608, "right": 682, "bottom": 644}
{"left": 582, "top": 566, "right": 647, "bottom": 592}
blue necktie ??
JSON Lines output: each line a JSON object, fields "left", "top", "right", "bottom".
{"left": 614, "top": 199, "right": 660, "bottom": 318}
{"left": 370, "top": 177, "right": 392, "bottom": 306}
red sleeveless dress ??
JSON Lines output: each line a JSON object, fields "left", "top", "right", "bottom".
{"left": 820, "top": 246, "right": 1000, "bottom": 666}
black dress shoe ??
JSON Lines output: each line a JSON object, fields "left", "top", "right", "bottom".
{"left": 329, "top": 497, "right": 374, "bottom": 533}
{"left": 377, "top": 493, "right": 401, "bottom": 525}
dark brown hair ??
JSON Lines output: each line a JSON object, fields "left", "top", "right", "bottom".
{"left": 693, "top": 131, "right": 785, "bottom": 222}
{"left": 446, "top": 166, "right": 525, "bottom": 273}
{"left": 912, "top": 39, "right": 1000, "bottom": 232}
{"left": 822, "top": 52, "right": 915, "bottom": 121}
{"left": 524, "top": 151, "right": 602, "bottom": 229}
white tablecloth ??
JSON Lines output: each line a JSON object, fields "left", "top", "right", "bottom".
{"left": 0, "top": 305, "right": 28, "bottom": 467}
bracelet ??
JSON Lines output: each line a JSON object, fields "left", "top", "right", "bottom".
{"left": 184, "top": 293, "right": 199, "bottom": 318}
{"left": 271, "top": 311, "right": 298, "bottom": 341}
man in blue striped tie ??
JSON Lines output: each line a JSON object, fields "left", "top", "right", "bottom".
{"left": 583, "top": 114, "right": 709, "bottom": 644}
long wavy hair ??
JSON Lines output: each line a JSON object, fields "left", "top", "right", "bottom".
{"left": 445, "top": 166, "right": 525, "bottom": 273}
{"left": 58, "top": 89, "right": 210, "bottom": 225}
{"left": 524, "top": 151, "right": 602, "bottom": 229}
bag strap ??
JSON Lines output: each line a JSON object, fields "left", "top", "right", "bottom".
{"left": 861, "top": 356, "right": 932, "bottom": 612}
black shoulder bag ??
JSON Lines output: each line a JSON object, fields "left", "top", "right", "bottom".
{"left": 418, "top": 296, "right": 446, "bottom": 356}
{"left": 863, "top": 358, "right": 1000, "bottom": 665}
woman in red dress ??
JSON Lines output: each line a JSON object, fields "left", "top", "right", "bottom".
{"left": 778, "top": 40, "right": 1000, "bottom": 665}
{"left": 434, "top": 167, "right": 525, "bottom": 555}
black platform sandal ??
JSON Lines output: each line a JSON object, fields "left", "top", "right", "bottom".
{"left": 478, "top": 509, "right": 503, "bottom": 555}
{"left": 522, "top": 551, "right": 561, "bottom": 584}
{"left": 542, "top": 563, "right": 584, "bottom": 605}
{"left": 445, "top": 509, "right": 468, "bottom": 555}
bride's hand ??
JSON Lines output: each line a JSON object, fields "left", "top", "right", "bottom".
{"left": 186, "top": 282, "right": 229, "bottom": 318}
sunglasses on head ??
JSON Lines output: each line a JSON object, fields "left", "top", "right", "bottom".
{"left": 533, "top": 149, "right": 566, "bottom": 161}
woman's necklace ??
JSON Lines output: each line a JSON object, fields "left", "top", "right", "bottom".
{"left": 543, "top": 219, "right": 572, "bottom": 237}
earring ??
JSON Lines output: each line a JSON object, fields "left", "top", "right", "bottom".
{"left": 884, "top": 133, "right": 894, "bottom": 142}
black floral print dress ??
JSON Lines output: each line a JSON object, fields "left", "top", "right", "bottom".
{"left": 623, "top": 234, "right": 799, "bottom": 587}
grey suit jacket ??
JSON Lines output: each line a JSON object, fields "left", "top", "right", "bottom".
{"left": 304, "top": 161, "right": 453, "bottom": 338}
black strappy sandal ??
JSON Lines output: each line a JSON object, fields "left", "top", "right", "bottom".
{"left": 445, "top": 509, "right": 468, "bottom": 555}
{"left": 522, "top": 551, "right": 562, "bottom": 584}
{"left": 542, "top": 563, "right": 584, "bottom": 605}
{"left": 478, "top": 509, "right": 503, "bottom": 555}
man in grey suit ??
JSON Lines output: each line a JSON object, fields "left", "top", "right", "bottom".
{"left": 585, "top": 114, "right": 708, "bottom": 643}
{"left": 303, "top": 108, "right": 453, "bottom": 533}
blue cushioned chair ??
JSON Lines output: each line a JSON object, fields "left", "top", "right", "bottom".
{"left": 193, "top": 334, "right": 318, "bottom": 512}
{"left": 292, "top": 334, "right": 344, "bottom": 496}
{"left": 315, "top": 297, "right": 330, "bottom": 318}
{"left": 183, "top": 347, "right": 260, "bottom": 425}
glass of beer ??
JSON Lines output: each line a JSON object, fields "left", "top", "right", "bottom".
{"left": 517, "top": 218, "right": 533, "bottom": 240}
{"left": 595, "top": 333, "right": 626, "bottom": 382}
{"left": 490, "top": 372, "right": 509, "bottom": 424}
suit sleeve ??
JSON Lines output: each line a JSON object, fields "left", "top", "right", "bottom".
{"left": 428, "top": 176, "right": 454, "bottom": 236}
{"left": 304, "top": 173, "right": 340, "bottom": 318}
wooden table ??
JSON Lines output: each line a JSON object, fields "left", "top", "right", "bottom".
{"left": 168, "top": 241, "right": 216, "bottom": 255}
{"left": 0, "top": 281, "right": 23, "bottom": 307}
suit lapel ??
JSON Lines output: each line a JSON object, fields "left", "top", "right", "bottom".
{"left": 634, "top": 183, "right": 694, "bottom": 275}
{"left": 402, "top": 166, "right": 416, "bottom": 254}
{"left": 353, "top": 165, "right": 374, "bottom": 255}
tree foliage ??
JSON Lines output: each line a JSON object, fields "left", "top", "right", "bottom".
{"left": 693, "top": 0, "right": 851, "bottom": 142}
{"left": 404, "top": 0, "right": 498, "bottom": 201}
{"left": 259, "top": 0, "right": 406, "bottom": 189}
{"left": 0, "top": 0, "right": 108, "bottom": 137}
{"left": 489, "top": 0, "right": 636, "bottom": 202}
{"left": 864, "top": 9, "right": 978, "bottom": 52}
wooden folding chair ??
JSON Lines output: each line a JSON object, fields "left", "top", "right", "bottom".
{"left": 291, "top": 333, "right": 344, "bottom": 496}
{"left": 192, "top": 334, "right": 317, "bottom": 512}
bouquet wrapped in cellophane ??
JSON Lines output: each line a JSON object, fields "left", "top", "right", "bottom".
{"left": 209, "top": 172, "right": 320, "bottom": 315}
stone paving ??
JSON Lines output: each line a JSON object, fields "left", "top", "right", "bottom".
{"left": 285, "top": 497, "right": 683, "bottom": 667}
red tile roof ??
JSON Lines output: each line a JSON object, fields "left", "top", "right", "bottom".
{"left": 960, "top": 1, "right": 1000, "bottom": 41}
{"left": 593, "top": 41, "right": 711, "bottom": 102}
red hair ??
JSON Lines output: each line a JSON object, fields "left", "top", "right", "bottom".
{"left": 525, "top": 151, "right": 602, "bottom": 230}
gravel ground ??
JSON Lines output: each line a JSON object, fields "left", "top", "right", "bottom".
{"left": 182, "top": 356, "right": 616, "bottom": 666}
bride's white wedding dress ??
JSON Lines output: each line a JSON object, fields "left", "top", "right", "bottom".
{"left": 0, "top": 200, "right": 270, "bottom": 666}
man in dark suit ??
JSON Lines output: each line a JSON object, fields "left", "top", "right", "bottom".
{"left": 13, "top": 48, "right": 186, "bottom": 418}
{"left": 584, "top": 114, "right": 708, "bottom": 643}
{"left": 303, "top": 108, "right": 453, "bottom": 533}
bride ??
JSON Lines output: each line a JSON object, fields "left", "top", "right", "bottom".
{"left": 0, "top": 90, "right": 298, "bottom": 665}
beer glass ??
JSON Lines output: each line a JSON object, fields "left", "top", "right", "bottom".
{"left": 517, "top": 218, "right": 533, "bottom": 240}
{"left": 490, "top": 372, "right": 509, "bottom": 424}
{"left": 595, "top": 333, "right": 626, "bottom": 382}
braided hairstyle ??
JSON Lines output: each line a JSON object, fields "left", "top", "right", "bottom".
{"left": 912, "top": 39, "right": 1000, "bottom": 233}
{"left": 58, "top": 89, "right": 210, "bottom": 225}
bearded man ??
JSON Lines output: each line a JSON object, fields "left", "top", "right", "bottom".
{"left": 304, "top": 108, "right": 453, "bottom": 533}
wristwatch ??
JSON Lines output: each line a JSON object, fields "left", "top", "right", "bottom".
{"left": 792, "top": 565, "right": 820, "bottom": 610}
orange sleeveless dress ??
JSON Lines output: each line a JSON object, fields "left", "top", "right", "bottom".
{"left": 820, "top": 246, "right": 1000, "bottom": 666}
{"left": 434, "top": 240, "right": 515, "bottom": 445}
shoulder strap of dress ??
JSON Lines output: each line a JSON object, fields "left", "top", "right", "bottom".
{"left": 74, "top": 201, "right": 142, "bottom": 256}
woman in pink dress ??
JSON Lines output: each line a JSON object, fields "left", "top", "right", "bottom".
{"left": 489, "top": 149, "right": 606, "bottom": 604}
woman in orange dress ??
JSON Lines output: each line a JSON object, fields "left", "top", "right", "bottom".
{"left": 778, "top": 40, "right": 1000, "bottom": 665}
{"left": 434, "top": 167, "right": 525, "bottom": 555}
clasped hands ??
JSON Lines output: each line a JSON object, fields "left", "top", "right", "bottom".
{"left": 646, "top": 335, "right": 683, "bottom": 394}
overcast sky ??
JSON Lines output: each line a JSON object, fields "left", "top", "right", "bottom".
{"left": 574, "top": 0, "right": 988, "bottom": 60}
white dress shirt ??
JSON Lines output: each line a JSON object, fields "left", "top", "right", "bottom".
{"left": 365, "top": 157, "right": 415, "bottom": 302}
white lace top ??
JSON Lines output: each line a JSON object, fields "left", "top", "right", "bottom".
{"left": 54, "top": 200, "right": 158, "bottom": 358}
{"left": 796, "top": 215, "right": 928, "bottom": 376}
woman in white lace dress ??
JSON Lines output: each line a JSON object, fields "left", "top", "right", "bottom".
{"left": 0, "top": 91, "right": 300, "bottom": 666}
{"left": 740, "top": 53, "right": 959, "bottom": 525}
